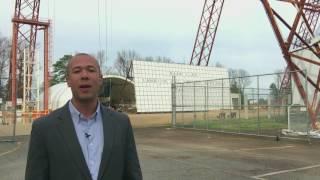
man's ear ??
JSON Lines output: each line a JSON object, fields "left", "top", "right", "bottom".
{"left": 99, "top": 74, "right": 103, "bottom": 85}
{"left": 66, "top": 77, "right": 71, "bottom": 87}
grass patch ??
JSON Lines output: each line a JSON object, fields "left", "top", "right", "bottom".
{"left": 176, "top": 116, "right": 288, "bottom": 134}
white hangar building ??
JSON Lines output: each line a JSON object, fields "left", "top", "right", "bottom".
{"left": 47, "top": 60, "right": 231, "bottom": 113}
{"left": 132, "top": 60, "right": 231, "bottom": 113}
{"left": 45, "top": 75, "right": 135, "bottom": 110}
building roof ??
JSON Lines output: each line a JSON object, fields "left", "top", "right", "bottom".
{"left": 45, "top": 75, "right": 135, "bottom": 110}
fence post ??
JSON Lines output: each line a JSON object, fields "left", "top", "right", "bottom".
{"left": 171, "top": 76, "right": 176, "bottom": 128}
{"left": 257, "top": 75, "right": 260, "bottom": 135}
{"left": 287, "top": 105, "right": 291, "bottom": 130}
{"left": 222, "top": 79, "right": 224, "bottom": 132}
{"left": 193, "top": 82, "right": 196, "bottom": 128}
{"left": 206, "top": 81, "right": 208, "bottom": 130}
{"left": 268, "top": 94, "right": 271, "bottom": 119}
{"left": 222, "top": 79, "right": 224, "bottom": 109}
{"left": 304, "top": 69, "right": 311, "bottom": 141}
{"left": 244, "top": 94, "right": 248, "bottom": 120}
{"left": 13, "top": 107, "right": 16, "bottom": 141}
{"left": 182, "top": 83, "right": 184, "bottom": 127}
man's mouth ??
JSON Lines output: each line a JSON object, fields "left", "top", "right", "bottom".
{"left": 79, "top": 85, "right": 91, "bottom": 91}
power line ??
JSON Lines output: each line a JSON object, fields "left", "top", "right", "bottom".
{"left": 97, "top": 0, "right": 102, "bottom": 55}
{"left": 105, "top": 0, "right": 109, "bottom": 66}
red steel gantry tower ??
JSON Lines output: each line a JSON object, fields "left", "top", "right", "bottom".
{"left": 261, "top": 0, "right": 320, "bottom": 129}
{"left": 10, "top": 0, "right": 50, "bottom": 114}
{"left": 190, "top": 0, "right": 320, "bottom": 129}
{"left": 190, "top": 0, "right": 225, "bottom": 66}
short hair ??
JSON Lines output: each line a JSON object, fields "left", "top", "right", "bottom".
{"left": 66, "top": 53, "right": 101, "bottom": 77}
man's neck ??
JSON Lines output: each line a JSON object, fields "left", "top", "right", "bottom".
{"left": 71, "top": 98, "right": 98, "bottom": 118}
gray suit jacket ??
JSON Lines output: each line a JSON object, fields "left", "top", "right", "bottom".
{"left": 25, "top": 103, "right": 142, "bottom": 180}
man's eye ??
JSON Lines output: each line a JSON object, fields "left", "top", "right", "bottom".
{"left": 88, "top": 68, "right": 96, "bottom": 72}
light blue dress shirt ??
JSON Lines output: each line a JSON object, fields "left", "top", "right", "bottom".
{"left": 69, "top": 101, "right": 104, "bottom": 180}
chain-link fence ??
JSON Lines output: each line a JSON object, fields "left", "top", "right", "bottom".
{"left": 0, "top": 103, "right": 36, "bottom": 141}
{"left": 0, "top": 106, "right": 16, "bottom": 141}
{"left": 172, "top": 71, "right": 311, "bottom": 139}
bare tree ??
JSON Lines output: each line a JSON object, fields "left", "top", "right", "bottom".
{"left": 237, "top": 69, "right": 251, "bottom": 90}
{"left": 144, "top": 56, "right": 153, "bottom": 62}
{"left": 228, "top": 68, "right": 251, "bottom": 92}
{"left": 0, "top": 34, "right": 10, "bottom": 99}
{"left": 0, "top": 32, "right": 29, "bottom": 100}
{"left": 143, "top": 56, "right": 173, "bottom": 63}
{"left": 154, "top": 56, "right": 173, "bottom": 63}
{"left": 215, "top": 61, "right": 224, "bottom": 68}
{"left": 114, "top": 50, "right": 140, "bottom": 77}
{"left": 228, "top": 68, "right": 251, "bottom": 106}
{"left": 95, "top": 50, "right": 108, "bottom": 75}
{"left": 1, "top": 33, "right": 44, "bottom": 101}
{"left": 274, "top": 69, "right": 283, "bottom": 90}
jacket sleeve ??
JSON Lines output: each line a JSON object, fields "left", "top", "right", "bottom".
{"left": 123, "top": 118, "right": 143, "bottom": 180}
{"left": 25, "top": 121, "right": 49, "bottom": 180}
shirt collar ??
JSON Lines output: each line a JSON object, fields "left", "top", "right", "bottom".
{"left": 68, "top": 100, "right": 101, "bottom": 123}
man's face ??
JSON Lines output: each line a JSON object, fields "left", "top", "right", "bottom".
{"left": 66, "top": 55, "right": 102, "bottom": 103}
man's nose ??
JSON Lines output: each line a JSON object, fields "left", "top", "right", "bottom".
{"left": 80, "top": 70, "right": 89, "bottom": 79}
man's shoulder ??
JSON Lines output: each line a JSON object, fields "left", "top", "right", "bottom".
{"left": 101, "top": 105, "right": 130, "bottom": 123}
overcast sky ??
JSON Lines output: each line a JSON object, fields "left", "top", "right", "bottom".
{"left": 1, "top": 0, "right": 294, "bottom": 75}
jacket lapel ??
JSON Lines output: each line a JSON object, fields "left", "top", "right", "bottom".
{"left": 98, "top": 107, "right": 114, "bottom": 179}
{"left": 56, "top": 103, "right": 92, "bottom": 180}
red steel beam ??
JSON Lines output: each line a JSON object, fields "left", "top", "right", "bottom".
{"left": 261, "top": 0, "right": 320, "bottom": 129}
{"left": 12, "top": 18, "right": 50, "bottom": 26}
{"left": 10, "top": 23, "right": 18, "bottom": 108}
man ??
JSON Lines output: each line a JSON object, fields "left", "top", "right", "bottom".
{"left": 25, "top": 53, "right": 142, "bottom": 180}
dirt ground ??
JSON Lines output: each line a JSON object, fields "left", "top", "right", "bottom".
{"left": 0, "top": 113, "right": 172, "bottom": 137}
{"left": 1, "top": 127, "right": 320, "bottom": 179}
{"left": 0, "top": 109, "right": 291, "bottom": 137}
{"left": 129, "top": 113, "right": 172, "bottom": 127}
